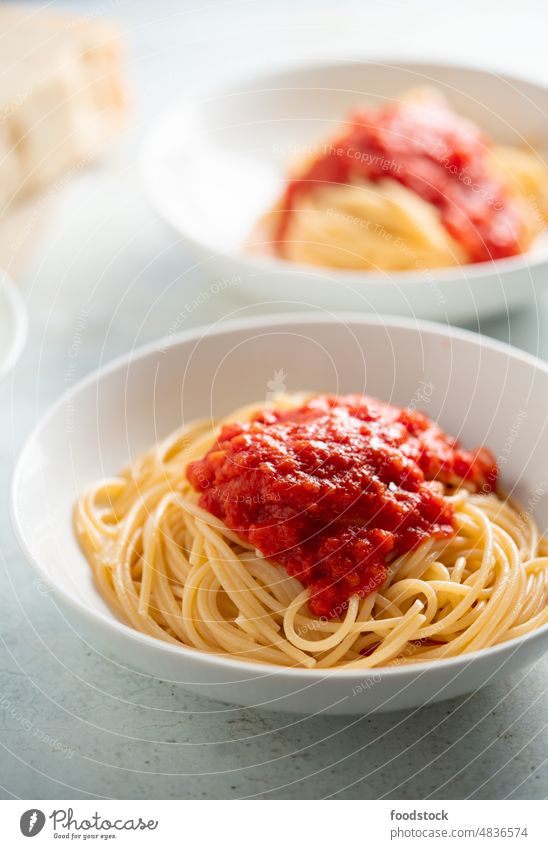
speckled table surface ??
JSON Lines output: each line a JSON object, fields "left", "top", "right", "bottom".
{"left": 1, "top": 0, "right": 547, "bottom": 800}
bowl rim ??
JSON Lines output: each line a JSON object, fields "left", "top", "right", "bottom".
{"left": 0, "top": 270, "right": 28, "bottom": 380}
{"left": 10, "top": 311, "right": 548, "bottom": 681}
{"left": 140, "top": 56, "right": 548, "bottom": 286}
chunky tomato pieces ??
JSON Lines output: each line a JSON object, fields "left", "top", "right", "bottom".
{"left": 276, "top": 97, "right": 523, "bottom": 262}
{"left": 186, "top": 395, "right": 497, "bottom": 618}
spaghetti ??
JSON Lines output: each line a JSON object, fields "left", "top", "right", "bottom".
{"left": 255, "top": 89, "right": 548, "bottom": 271}
{"left": 74, "top": 394, "right": 548, "bottom": 669}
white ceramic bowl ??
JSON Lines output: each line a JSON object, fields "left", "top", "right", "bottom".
{"left": 0, "top": 269, "right": 27, "bottom": 379}
{"left": 141, "top": 59, "right": 548, "bottom": 322}
{"left": 11, "top": 314, "right": 548, "bottom": 714}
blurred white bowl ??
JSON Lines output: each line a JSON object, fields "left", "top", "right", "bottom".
{"left": 141, "top": 59, "right": 548, "bottom": 322}
{"left": 11, "top": 314, "right": 548, "bottom": 714}
{"left": 0, "top": 270, "right": 27, "bottom": 379}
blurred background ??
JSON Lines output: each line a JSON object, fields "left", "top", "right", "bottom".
{"left": 1, "top": 0, "right": 547, "bottom": 800}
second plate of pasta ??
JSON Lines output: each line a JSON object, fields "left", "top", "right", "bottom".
{"left": 141, "top": 60, "right": 548, "bottom": 321}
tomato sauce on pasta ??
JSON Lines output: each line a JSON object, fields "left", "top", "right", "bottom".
{"left": 275, "top": 98, "right": 523, "bottom": 262}
{"left": 187, "top": 394, "right": 496, "bottom": 617}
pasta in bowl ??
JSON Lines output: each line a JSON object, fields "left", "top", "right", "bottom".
{"left": 11, "top": 315, "right": 548, "bottom": 713}
{"left": 74, "top": 392, "right": 547, "bottom": 670}
{"left": 141, "top": 60, "right": 548, "bottom": 320}
{"left": 256, "top": 87, "right": 548, "bottom": 271}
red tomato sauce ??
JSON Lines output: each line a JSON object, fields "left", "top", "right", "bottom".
{"left": 275, "top": 98, "right": 523, "bottom": 263}
{"left": 186, "top": 395, "right": 497, "bottom": 618}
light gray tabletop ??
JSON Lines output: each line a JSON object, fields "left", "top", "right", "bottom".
{"left": 1, "top": 0, "right": 547, "bottom": 800}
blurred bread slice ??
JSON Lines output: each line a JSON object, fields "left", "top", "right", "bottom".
{"left": 0, "top": 4, "right": 127, "bottom": 204}
{"left": 0, "top": 4, "right": 127, "bottom": 275}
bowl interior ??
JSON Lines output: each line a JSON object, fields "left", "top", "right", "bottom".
{"left": 12, "top": 316, "right": 548, "bottom": 627}
{"left": 141, "top": 60, "right": 548, "bottom": 256}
